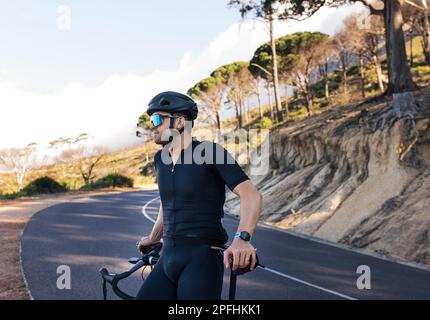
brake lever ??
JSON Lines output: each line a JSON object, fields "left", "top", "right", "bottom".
{"left": 229, "top": 254, "right": 260, "bottom": 275}
{"left": 211, "top": 245, "right": 260, "bottom": 275}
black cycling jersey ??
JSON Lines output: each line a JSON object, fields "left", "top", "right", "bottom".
{"left": 154, "top": 138, "right": 249, "bottom": 245}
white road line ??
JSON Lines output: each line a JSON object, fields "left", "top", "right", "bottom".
{"left": 141, "top": 195, "right": 358, "bottom": 301}
{"left": 258, "top": 266, "right": 357, "bottom": 300}
{"left": 141, "top": 196, "right": 160, "bottom": 223}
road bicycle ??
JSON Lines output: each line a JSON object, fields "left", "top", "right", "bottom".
{"left": 99, "top": 242, "right": 262, "bottom": 300}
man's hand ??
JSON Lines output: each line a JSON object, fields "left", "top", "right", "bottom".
{"left": 223, "top": 238, "right": 257, "bottom": 271}
{"left": 136, "top": 235, "right": 157, "bottom": 255}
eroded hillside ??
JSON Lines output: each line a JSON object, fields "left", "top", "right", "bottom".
{"left": 226, "top": 88, "right": 430, "bottom": 266}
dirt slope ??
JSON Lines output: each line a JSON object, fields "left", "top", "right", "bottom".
{"left": 226, "top": 88, "right": 430, "bottom": 267}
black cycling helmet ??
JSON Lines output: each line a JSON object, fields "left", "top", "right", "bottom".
{"left": 147, "top": 91, "right": 198, "bottom": 120}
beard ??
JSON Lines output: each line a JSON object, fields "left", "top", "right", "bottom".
{"left": 154, "top": 138, "right": 169, "bottom": 146}
{"left": 153, "top": 129, "right": 175, "bottom": 146}
{"left": 154, "top": 134, "right": 168, "bottom": 146}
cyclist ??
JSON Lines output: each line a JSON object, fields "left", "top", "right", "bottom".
{"left": 136, "top": 91, "right": 262, "bottom": 300}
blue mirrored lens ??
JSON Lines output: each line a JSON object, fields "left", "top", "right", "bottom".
{"left": 150, "top": 114, "right": 162, "bottom": 127}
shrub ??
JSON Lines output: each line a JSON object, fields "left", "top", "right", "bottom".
{"left": 319, "top": 99, "right": 330, "bottom": 109}
{"left": 411, "top": 61, "right": 427, "bottom": 68}
{"left": 414, "top": 65, "right": 430, "bottom": 76}
{"left": 331, "top": 70, "right": 343, "bottom": 83}
{"left": 347, "top": 65, "right": 360, "bottom": 77}
{"left": 256, "top": 116, "right": 273, "bottom": 130}
{"left": 289, "top": 98, "right": 307, "bottom": 111}
{"left": 297, "top": 106, "right": 308, "bottom": 115}
{"left": 20, "top": 176, "right": 68, "bottom": 196}
{"left": 90, "top": 173, "right": 133, "bottom": 189}
{"left": 141, "top": 161, "right": 155, "bottom": 177}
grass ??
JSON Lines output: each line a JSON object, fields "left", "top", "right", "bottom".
{"left": 406, "top": 34, "right": 425, "bottom": 65}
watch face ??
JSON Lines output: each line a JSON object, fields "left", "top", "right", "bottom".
{"left": 240, "top": 231, "right": 251, "bottom": 241}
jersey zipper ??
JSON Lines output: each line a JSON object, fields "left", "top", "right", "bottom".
{"left": 171, "top": 159, "right": 176, "bottom": 234}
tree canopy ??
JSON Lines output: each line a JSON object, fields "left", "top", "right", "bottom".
{"left": 249, "top": 31, "right": 330, "bottom": 81}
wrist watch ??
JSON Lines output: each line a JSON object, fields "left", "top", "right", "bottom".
{"left": 234, "top": 231, "right": 251, "bottom": 242}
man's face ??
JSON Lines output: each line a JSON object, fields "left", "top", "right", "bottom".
{"left": 150, "top": 111, "right": 184, "bottom": 145}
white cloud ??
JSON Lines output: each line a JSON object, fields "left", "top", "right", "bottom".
{"left": 0, "top": 3, "right": 363, "bottom": 155}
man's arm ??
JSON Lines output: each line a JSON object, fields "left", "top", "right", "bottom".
{"left": 223, "top": 180, "right": 262, "bottom": 271}
{"left": 138, "top": 203, "right": 163, "bottom": 253}
{"left": 233, "top": 180, "right": 262, "bottom": 236}
{"left": 149, "top": 203, "right": 163, "bottom": 242}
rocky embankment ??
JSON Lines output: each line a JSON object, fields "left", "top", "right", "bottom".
{"left": 226, "top": 88, "right": 430, "bottom": 267}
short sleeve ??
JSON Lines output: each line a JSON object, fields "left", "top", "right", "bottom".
{"left": 210, "top": 142, "right": 249, "bottom": 191}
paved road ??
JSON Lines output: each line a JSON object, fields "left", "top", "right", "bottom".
{"left": 20, "top": 190, "right": 430, "bottom": 300}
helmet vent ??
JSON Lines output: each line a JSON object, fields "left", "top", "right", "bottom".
{"left": 159, "top": 98, "right": 170, "bottom": 106}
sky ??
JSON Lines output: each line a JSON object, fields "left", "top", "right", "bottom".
{"left": 0, "top": 0, "right": 366, "bottom": 156}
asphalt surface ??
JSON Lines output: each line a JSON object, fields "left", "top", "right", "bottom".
{"left": 20, "top": 190, "right": 430, "bottom": 300}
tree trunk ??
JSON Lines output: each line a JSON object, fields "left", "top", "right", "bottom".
{"left": 268, "top": 14, "right": 283, "bottom": 122}
{"left": 324, "top": 62, "right": 329, "bottom": 98}
{"left": 235, "top": 105, "right": 240, "bottom": 129}
{"left": 215, "top": 111, "right": 222, "bottom": 131}
{"left": 304, "top": 79, "right": 313, "bottom": 116}
{"left": 360, "top": 56, "right": 366, "bottom": 98}
{"left": 384, "top": 0, "right": 417, "bottom": 93}
{"left": 243, "top": 103, "right": 249, "bottom": 125}
{"left": 284, "top": 94, "right": 289, "bottom": 120}
{"left": 373, "top": 54, "right": 385, "bottom": 93}
{"left": 421, "top": 0, "right": 430, "bottom": 65}
{"left": 325, "top": 77, "right": 329, "bottom": 98}
{"left": 81, "top": 171, "right": 89, "bottom": 186}
{"left": 256, "top": 78, "right": 263, "bottom": 118}
{"left": 305, "top": 91, "right": 313, "bottom": 116}
{"left": 235, "top": 103, "right": 242, "bottom": 129}
{"left": 391, "top": 91, "right": 418, "bottom": 118}
{"left": 15, "top": 168, "right": 26, "bottom": 191}
{"left": 319, "top": 65, "right": 329, "bottom": 98}
{"left": 239, "top": 105, "right": 243, "bottom": 128}
{"left": 281, "top": 83, "right": 289, "bottom": 120}
{"left": 266, "top": 81, "right": 274, "bottom": 120}
{"left": 341, "top": 54, "right": 348, "bottom": 95}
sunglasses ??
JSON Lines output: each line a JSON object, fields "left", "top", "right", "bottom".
{"left": 150, "top": 114, "right": 179, "bottom": 127}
